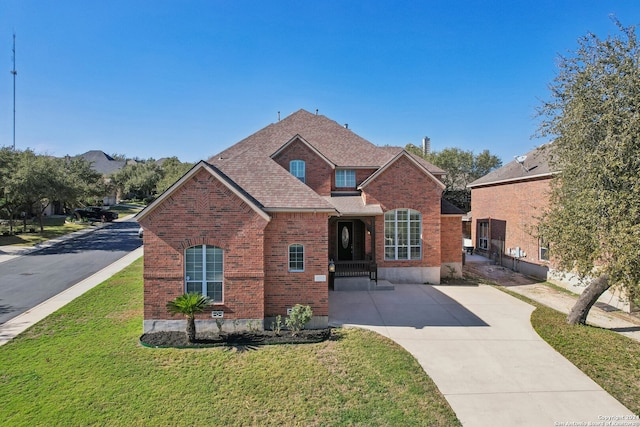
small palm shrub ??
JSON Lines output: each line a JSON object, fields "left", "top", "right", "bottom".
{"left": 166, "top": 293, "right": 210, "bottom": 342}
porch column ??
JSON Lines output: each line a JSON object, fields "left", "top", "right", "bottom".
{"left": 370, "top": 217, "right": 376, "bottom": 261}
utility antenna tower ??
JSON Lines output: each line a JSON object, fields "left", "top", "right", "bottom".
{"left": 11, "top": 32, "right": 17, "bottom": 150}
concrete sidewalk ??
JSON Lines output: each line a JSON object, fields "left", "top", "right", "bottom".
{"left": 329, "top": 284, "right": 634, "bottom": 427}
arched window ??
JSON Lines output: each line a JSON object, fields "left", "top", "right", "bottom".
{"left": 384, "top": 209, "right": 422, "bottom": 260}
{"left": 288, "top": 244, "right": 304, "bottom": 272}
{"left": 289, "top": 160, "right": 306, "bottom": 183}
{"left": 185, "top": 245, "right": 223, "bottom": 303}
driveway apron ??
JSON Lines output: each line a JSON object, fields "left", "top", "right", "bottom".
{"left": 329, "top": 283, "right": 633, "bottom": 427}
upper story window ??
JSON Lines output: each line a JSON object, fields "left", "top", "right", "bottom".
{"left": 289, "top": 160, "right": 306, "bottom": 183}
{"left": 185, "top": 245, "right": 223, "bottom": 303}
{"left": 335, "top": 169, "right": 356, "bottom": 188}
{"left": 288, "top": 244, "right": 304, "bottom": 272}
{"left": 384, "top": 209, "right": 422, "bottom": 260}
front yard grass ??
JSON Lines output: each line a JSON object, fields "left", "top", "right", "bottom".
{"left": 0, "top": 258, "right": 461, "bottom": 426}
{"left": 0, "top": 221, "right": 87, "bottom": 246}
{"left": 491, "top": 283, "right": 640, "bottom": 415}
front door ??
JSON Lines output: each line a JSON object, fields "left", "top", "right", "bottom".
{"left": 337, "top": 221, "right": 353, "bottom": 260}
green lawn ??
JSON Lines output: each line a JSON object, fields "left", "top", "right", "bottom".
{"left": 0, "top": 221, "right": 87, "bottom": 246}
{"left": 0, "top": 258, "right": 461, "bottom": 426}
{"left": 0, "top": 204, "right": 143, "bottom": 247}
{"left": 492, "top": 284, "right": 640, "bottom": 415}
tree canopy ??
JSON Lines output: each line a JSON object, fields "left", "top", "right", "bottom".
{"left": 406, "top": 145, "right": 502, "bottom": 211}
{"left": 0, "top": 149, "right": 104, "bottom": 230}
{"left": 111, "top": 157, "right": 194, "bottom": 201}
{"left": 537, "top": 20, "right": 640, "bottom": 324}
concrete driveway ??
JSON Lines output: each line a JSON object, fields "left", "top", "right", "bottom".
{"left": 329, "top": 283, "right": 633, "bottom": 427}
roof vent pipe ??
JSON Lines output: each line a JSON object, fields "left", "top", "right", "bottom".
{"left": 344, "top": 123, "right": 348, "bottom": 129}
{"left": 277, "top": 111, "right": 280, "bottom": 121}
{"left": 315, "top": 109, "right": 318, "bottom": 115}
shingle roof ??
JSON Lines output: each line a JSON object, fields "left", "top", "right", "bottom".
{"left": 468, "top": 144, "right": 555, "bottom": 188}
{"left": 323, "top": 195, "right": 384, "bottom": 216}
{"left": 441, "top": 198, "right": 465, "bottom": 215}
{"left": 207, "top": 109, "right": 444, "bottom": 210}
{"left": 75, "top": 150, "right": 126, "bottom": 176}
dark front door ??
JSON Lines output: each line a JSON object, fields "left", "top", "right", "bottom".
{"left": 337, "top": 221, "right": 353, "bottom": 260}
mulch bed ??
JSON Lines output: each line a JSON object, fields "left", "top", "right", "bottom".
{"left": 140, "top": 328, "right": 332, "bottom": 348}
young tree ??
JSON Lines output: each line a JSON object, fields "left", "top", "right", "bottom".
{"left": 537, "top": 20, "right": 640, "bottom": 325}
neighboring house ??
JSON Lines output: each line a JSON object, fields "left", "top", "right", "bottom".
{"left": 468, "top": 143, "right": 633, "bottom": 312}
{"left": 468, "top": 144, "right": 554, "bottom": 279}
{"left": 75, "top": 150, "right": 127, "bottom": 205}
{"left": 136, "top": 109, "right": 464, "bottom": 333}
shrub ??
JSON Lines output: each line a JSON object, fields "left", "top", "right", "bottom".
{"left": 271, "top": 315, "right": 283, "bottom": 336}
{"left": 285, "top": 305, "right": 312, "bottom": 336}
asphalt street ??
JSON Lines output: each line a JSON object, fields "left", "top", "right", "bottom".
{"left": 0, "top": 220, "right": 142, "bottom": 324}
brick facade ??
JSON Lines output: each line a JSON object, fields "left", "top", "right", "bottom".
{"left": 139, "top": 169, "right": 269, "bottom": 325}
{"left": 363, "top": 155, "right": 444, "bottom": 270}
{"left": 264, "top": 212, "right": 329, "bottom": 318}
{"left": 272, "top": 139, "right": 333, "bottom": 195}
{"left": 471, "top": 177, "right": 551, "bottom": 266}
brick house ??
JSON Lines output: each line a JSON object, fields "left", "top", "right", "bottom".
{"left": 137, "top": 109, "right": 463, "bottom": 333}
{"left": 469, "top": 143, "right": 634, "bottom": 312}
{"left": 468, "top": 144, "right": 554, "bottom": 279}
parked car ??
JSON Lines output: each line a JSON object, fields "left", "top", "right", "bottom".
{"left": 74, "top": 206, "right": 118, "bottom": 222}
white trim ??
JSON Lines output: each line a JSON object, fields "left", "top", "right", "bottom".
{"left": 288, "top": 243, "right": 305, "bottom": 272}
{"left": 185, "top": 244, "right": 224, "bottom": 304}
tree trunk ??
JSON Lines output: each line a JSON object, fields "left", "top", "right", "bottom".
{"left": 186, "top": 317, "right": 196, "bottom": 342}
{"left": 566, "top": 274, "right": 610, "bottom": 325}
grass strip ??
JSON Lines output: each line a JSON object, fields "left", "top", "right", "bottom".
{"left": 0, "top": 258, "right": 460, "bottom": 426}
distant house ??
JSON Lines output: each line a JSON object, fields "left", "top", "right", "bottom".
{"left": 468, "top": 144, "right": 632, "bottom": 312}
{"left": 136, "top": 109, "right": 464, "bottom": 333}
{"left": 75, "top": 150, "right": 126, "bottom": 205}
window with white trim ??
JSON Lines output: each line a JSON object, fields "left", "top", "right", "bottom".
{"left": 289, "top": 244, "right": 304, "bottom": 272}
{"left": 335, "top": 169, "right": 356, "bottom": 188}
{"left": 290, "top": 160, "right": 305, "bottom": 183}
{"left": 185, "top": 245, "right": 223, "bottom": 303}
{"left": 478, "top": 221, "right": 489, "bottom": 250}
{"left": 384, "top": 209, "right": 422, "bottom": 260}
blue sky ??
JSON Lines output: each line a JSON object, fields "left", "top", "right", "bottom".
{"left": 0, "top": 1, "right": 639, "bottom": 164}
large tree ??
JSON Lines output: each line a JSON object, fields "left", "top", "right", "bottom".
{"left": 406, "top": 145, "right": 501, "bottom": 211}
{"left": 537, "top": 20, "right": 640, "bottom": 325}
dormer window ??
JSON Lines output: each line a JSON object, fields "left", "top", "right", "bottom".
{"left": 290, "top": 160, "right": 306, "bottom": 183}
{"left": 335, "top": 169, "right": 355, "bottom": 188}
